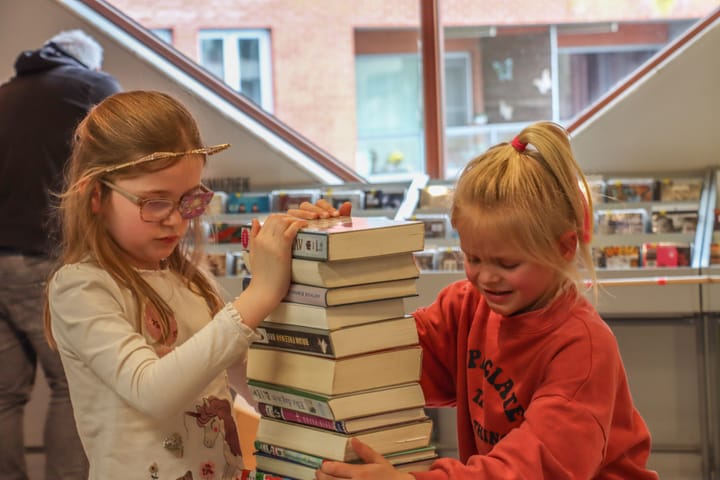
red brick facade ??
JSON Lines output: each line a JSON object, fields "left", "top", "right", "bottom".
{"left": 108, "top": 0, "right": 714, "bottom": 169}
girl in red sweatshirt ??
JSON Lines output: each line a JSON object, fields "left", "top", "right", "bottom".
{"left": 297, "top": 121, "right": 658, "bottom": 480}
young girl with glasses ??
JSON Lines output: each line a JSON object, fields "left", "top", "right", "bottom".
{"left": 43, "top": 90, "right": 307, "bottom": 480}
{"left": 294, "top": 122, "right": 659, "bottom": 480}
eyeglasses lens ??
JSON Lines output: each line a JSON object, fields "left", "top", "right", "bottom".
{"left": 140, "top": 200, "right": 176, "bottom": 222}
{"left": 179, "top": 189, "right": 214, "bottom": 219}
{"left": 138, "top": 188, "right": 214, "bottom": 222}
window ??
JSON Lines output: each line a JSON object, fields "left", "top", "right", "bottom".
{"left": 151, "top": 28, "right": 173, "bottom": 44}
{"left": 198, "top": 30, "right": 273, "bottom": 111}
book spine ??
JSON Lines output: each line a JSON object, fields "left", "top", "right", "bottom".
{"left": 257, "top": 402, "right": 349, "bottom": 434}
{"left": 256, "top": 325, "right": 336, "bottom": 356}
{"left": 248, "top": 383, "right": 335, "bottom": 420}
{"left": 254, "top": 441, "right": 325, "bottom": 469}
{"left": 292, "top": 231, "right": 329, "bottom": 260}
{"left": 283, "top": 283, "right": 329, "bottom": 307}
{"left": 243, "top": 277, "right": 329, "bottom": 307}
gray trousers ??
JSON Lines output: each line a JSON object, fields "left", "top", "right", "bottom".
{"left": 0, "top": 253, "right": 88, "bottom": 480}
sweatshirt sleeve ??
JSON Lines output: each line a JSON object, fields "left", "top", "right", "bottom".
{"left": 414, "top": 280, "right": 477, "bottom": 408}
{"left": 49, "top": 264, "right": 258, "bottom": 418}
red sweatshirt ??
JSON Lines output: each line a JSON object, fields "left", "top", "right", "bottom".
{"left": 411, "top": 280, "right": 658, "bottom": 480}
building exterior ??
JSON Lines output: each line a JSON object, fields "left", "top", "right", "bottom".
{"left": 108, "top": 0, "right": 716, "bottom": 178}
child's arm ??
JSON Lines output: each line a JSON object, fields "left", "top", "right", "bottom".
{"left": 317, "top": 438, "right": 414, "bottom": 480}
{"left": 231, "top": 213, "right": 307, "bottom": 329}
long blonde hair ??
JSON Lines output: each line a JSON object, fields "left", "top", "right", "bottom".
{"left": 44, "top": 90, "right": 224, "bottom": 348}
{"left": 450, "top": 121, "right": 596, "bottom": 300}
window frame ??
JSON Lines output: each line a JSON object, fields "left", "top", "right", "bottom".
{"left": 198, "top": 29, "right": 274, "bottom": 112}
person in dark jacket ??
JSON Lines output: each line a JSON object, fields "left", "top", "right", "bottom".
{"left": 0, "top": 29, "right": 121, "bottom": 480}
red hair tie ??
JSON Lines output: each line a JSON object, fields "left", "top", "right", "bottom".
{"left": 511, "top": 136, "right": 527, "bottom": 152}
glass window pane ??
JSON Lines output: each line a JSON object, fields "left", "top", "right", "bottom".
{"left": 442, "top": 10, "right": 713, "bottom": 179}
{"left": 199, "top": 38, "right": 224, "bottom": 80}
{"left": 238, "top": 38, "right": 262, "bottom": 106}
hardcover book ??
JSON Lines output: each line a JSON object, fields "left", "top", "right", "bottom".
{"left": 256, "top": 403, "right": 427, "bottom": 434}
{"left": 242, "top": 250, "right": 420, "bottom": 288}
{"left": 255, "top": 315, "right": 419, "bottom": 358}
{"left": 242, "top": 275, "right": 418, "bottom": 307}
{"left": 255, "top": 417, "right": 433, "bottom": 462}
{"left": 234, "top": 216, "right": 425, "bottom": 261}
{"left": 247, "top": 346, "right": 423, "bottom": 396}
{"left": 248, "top": 380, "right": 426, "bottom": 421}
{"left": 254, "top": 441, "right": 437, "bottom": 470}
{"left": 263, "top": 298, "right": 407, "bottom": 330}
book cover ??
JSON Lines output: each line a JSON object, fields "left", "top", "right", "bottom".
{"left": 320, "top": 188, "right": 365, "bottom": 210}
{"left": 604, "top": 178, "right": 656, "bottom": 202}
{"left": 363, "top": 188, "right": 405, "bottom": 209}
{"left": 596, "top": 209, "right": 648, "bottom": 235}
{"left": 594, "top": 245, "right": 641, "bottom": 269}
{"left": 642, "top": 242, "right": 692, "bottom": 267}
{"left": 650, "top": 204, "right": 698, "bottom": 234}
{"left": 255, "top": 417, "right": 433, "bottom": 462}
{"left": 264, "top": 298, "right": 407, "bottom": 330}
{"left": 658, "top": 177, "right": 703, "bottom": 202}
{"left": 270, "top": 190, "right": 320, "bottom": 212}
{"left": 247, "top": 346, "right": 423, "bottom": 396}
{"left": 256, "top": 403, "right": 427, "bottom": 434}
{"left": 242, "top": 275, "right": 418, "bottom": 307}
{"left": 226, "top": 192, "right": 271, "bottom": 214}
{"left": 242, "top": 250, "right": 420, "bottom": 288}
{"left": 254, "top": 316, "right": 418, "bottom": 358}
{"left": 248, "top": 380, "right": 426, "bottom": 421}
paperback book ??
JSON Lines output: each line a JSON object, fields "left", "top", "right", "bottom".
{"left": 242, "top": 250, "right": 420, "bottom": 288}
{"left": 255, "top": 417, "right": 434, "bottom": 462}
{"left": 256, "top": 402, "right": 427, "bottom": 434}
{"left": 254, "top": 441, "right": 437, "bottom": 470}
{"left": 248, "top": 380, "right": 427, "bottom": 421}
{"left": 242, "top": 275, "right": 418, "bottom": 307}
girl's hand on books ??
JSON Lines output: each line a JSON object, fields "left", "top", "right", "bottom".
{"left": 315, "top": 438, "right": 414, "bottom": 480}
{"left": 232, "top": 214, "right": 307, "bottom": 329}
{"left": 288, "top": 199, "right": 353, "bottom": 220}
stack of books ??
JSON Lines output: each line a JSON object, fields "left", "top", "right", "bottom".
{"left": 243, "top": 216, "right": 437, "bottom": 479}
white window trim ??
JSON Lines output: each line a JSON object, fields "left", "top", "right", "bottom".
{"left": 198, "top": 29, "right": 274, "bottom": 112}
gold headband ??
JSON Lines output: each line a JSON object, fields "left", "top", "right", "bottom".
{"left": 100, "top": 143, "right": 231, "bottom": 174}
